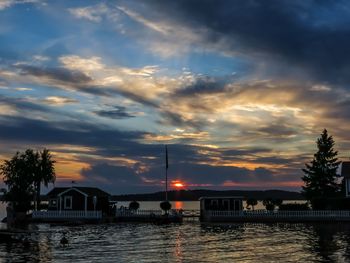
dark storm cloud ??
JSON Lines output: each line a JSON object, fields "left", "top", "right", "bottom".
{"left": 0, "top": 95, "right": 50, "bottom": 112}
{"left": 93, "top": 106, "right": 136, "bottom": 119}
{"left": 93, "top": 142, "right": 203, "bottom": 166}
{"left": 81, "top": 163, "right": 162, "bottom": 194}
{"left": 80, "top": 160, "right": 301, "bottom": 194}
{"left": 142, "top": 162, "right": 252, "bottom": 184}
{"left": 220, "top": 148, "right": 272, "bottom": 156}
{"left": 12, "top": 64, "right": 114, "bottom": 96}
{"left": 0, "top": 115, "right": 144, "bottom": 150}
{"left": 157, "top": 110, "right": 205, "bottom": 129}
{"left": 324, "top": 99, "right": 350, "bottom": 120}
{"left": 10, "top": 64, "right": 161, "bottom": 106}
{"left": 257, "top": 124, "right": 297, "bottom": 137}
{"left": 0, "top": 115, "right": 204, "bottom": 163}
{"left": 16, "top": 64, "right": 92, "bottom": 83}
{"left": 127, "top": 0, "right": 350, "bottom": 84}
{"left": 0, "top": 114, "right": 302, "bottom": 192}
{"left": 81, "top": 163, "right": 142, "bottom": 184}
{"left": 175, "top": 77, "right": 228, "bottom": 97}
{"left": 116, "top": 89, "right": 158, "bottom": 108}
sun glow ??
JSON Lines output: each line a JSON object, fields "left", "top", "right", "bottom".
{"left": 172, "top": 180, "right": 185, "bottom": 189}
{"left": 174, "top": 182, "right": 184, "bottom": 188}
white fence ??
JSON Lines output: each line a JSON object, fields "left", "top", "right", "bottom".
{"left": 116, "top": 209, "right": 181, "bottom": 217}
{"left": 32, "top": 210, "right": 102, "bottom": 219}
{"left": 207, "top": 210, "right": 350, "bottom": 218}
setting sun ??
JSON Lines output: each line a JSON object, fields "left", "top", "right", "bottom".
{"left": 174, "top": 182, "right": 184, "bottom": 188}
{"left": 172, "top": 181, "right": 185, "bottom": 189}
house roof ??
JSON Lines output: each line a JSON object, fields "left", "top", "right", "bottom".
{"left": 342, "top": 162, "right": 350, "bottom": 178}
{"left": 47, "top": 187, "right": 110, "bottom": 197}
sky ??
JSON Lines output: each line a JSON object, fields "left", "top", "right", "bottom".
{"left": 1, "top": 0, "right": 350, "bottom": 194}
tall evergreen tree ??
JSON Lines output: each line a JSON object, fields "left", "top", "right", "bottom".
{"left": 302, "top": 129, "right": 341, "bottom": 200}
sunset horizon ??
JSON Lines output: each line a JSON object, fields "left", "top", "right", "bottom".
{"left": 1, "top": 0, "right": 350, "bottom": 195}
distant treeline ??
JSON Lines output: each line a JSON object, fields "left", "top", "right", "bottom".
{"left": 111, "top": 189, "right": 303, "bottom": 201}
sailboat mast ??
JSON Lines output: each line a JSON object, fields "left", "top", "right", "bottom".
{"left": 165, "top": 145, "right": 168, "bottom": 201}
{"left": 165, "top": 165, "right": 168, "bottom": 201}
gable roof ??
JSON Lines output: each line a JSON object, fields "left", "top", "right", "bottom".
{"left": 47, "top": 187, "right": 110, "bottom": 197}
{"left": 342, "top": 162, "right": 350, "bottom": 178}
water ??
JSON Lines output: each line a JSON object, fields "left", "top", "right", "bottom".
{"left": 1, "top": 202, "right": 350, "bottom": 262}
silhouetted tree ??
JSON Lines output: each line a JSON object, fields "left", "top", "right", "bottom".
{"left": 1, "top": 149, "right": 56, "bottom": 212}
{"left": 263, "top": 198, "right": 275, "bottom": 211}
{"left": 160, "top": 200, "right": 172, "bottom": 213}
{"left": 263, "top": 198, "right": 283, "bottom": 211}
{"left": 279, "top": 203, "right": 309, "bottom": 211}
{"left": 273, "top": 198, "right": 283, "bottom": 208}
{"left": 129, "top": 200, "right": 140, "bottom": 210}
{"left": 302, "top": 129, "right": 341, "bottom": 201}
{"left": 34, "top": 149, "right": 56, "bottom": 210}
{"left": 246, "top": 198, "right": 258, "bottom": 210}
{"left": 0, "top": 152, "right": 35, "bottom": 212}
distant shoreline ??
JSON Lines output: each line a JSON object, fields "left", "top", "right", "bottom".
{"left": 110, "top": 189, "right": 303, "bottom": 201}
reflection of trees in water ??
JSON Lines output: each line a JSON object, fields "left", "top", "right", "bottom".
{"left": 1, "top": 232, "right": 52, "bottom": 262}
{"left": 309, "top": 224, "right": 350, "bottom": 262}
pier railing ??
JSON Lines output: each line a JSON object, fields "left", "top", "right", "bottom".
{"left": 207, "top": 210, "right": 350, "bottom": 218}
{"left": 32, "top": 210, "right": 102, "bottom": 219}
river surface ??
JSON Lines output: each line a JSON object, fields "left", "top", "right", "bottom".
{"left": 1, "top": 201, "right": 350, "bottom": 262}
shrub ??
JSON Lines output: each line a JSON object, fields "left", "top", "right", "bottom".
{"left": 278, "top": 203, "right": 309, "bottom": 211}
{"left": 160, "top": 201, "right": 172, "bottom": 211}
{"left": 129, "top": 201, "right": 140, "bottom": 210}
{"left": 311, "top": 198, "right": 350, "bottom": 210}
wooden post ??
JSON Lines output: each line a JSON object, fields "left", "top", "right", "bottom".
{"left": 84, "top": 196, "right": 87, "bottom": 217}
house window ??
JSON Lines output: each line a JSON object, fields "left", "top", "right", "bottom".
{"left": 210, "top": 199, "right": 218, "bottom": 210}
{"left": 64, "top": 196, "right": 72, "bottom": 209}
{"left": 49, "top": 199, "right": 57, "bottom": 207}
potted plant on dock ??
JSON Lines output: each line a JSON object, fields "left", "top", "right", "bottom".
{"left": 160, "top": 200, "right": 172, "bottom": 215}
{"left": 129, "top": 201, "right": 140, "bottom": 211}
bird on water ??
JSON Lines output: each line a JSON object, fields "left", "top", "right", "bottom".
{"left": 60, "top": 233, "right": 68, "bottom": 247}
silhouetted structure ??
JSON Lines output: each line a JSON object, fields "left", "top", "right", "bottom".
{"left": 200, "top": 196, "right": 243, "bottom": 222}
{"left": 342, "top": 161, "right": 350, "bottom": 197}
{"left": 47, "top": 187, "right": 110, "bottom": 214}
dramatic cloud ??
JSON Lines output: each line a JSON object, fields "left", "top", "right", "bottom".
{"left": 0, "top": 0, "right": 40, "bottom": 11}
{"left": 1, "top": 1, "right": 350, "bottom": 193}
{"left": 41, "top": 96, "right": 78, "bottom": 106}
{"left": 68, "top": 4, "right": 110, "bottom": 23}
{"left": 121, "top": 0, "right": 350, "bottom": 83}
{"left": 93, "top": 106, "right": 136, "bottom": 119}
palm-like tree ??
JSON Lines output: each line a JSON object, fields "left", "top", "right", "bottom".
{"left": 1, "top": 152, "right": 35, "bottom": 212}
{"left": 34, "top": 149, "right": 56, "bottom": 210}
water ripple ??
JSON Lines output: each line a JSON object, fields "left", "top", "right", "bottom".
{"left": 1, "top": 223, "right": 350, "bottom": 262}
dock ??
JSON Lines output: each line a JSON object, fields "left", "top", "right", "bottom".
{"left": 23, "top": 209, "right": 350, "bottom": 224}
{"left": 201, "top": 210, "right": 350, "bottom": 223}
{"left": 115, "top": 209, "right": 183, "bottom": 223}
